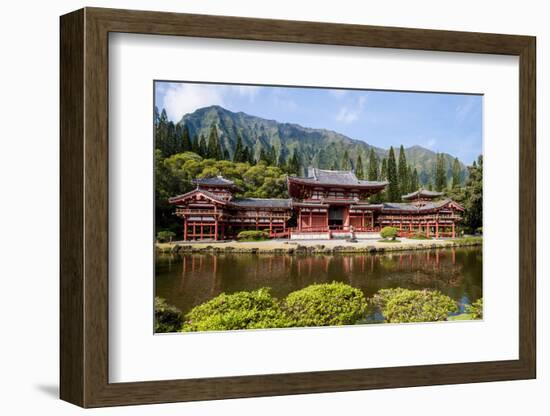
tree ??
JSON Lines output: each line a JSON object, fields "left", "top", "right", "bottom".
{"left": 181, "top": 124, "right": 193, "bottom": 152}
{"left": 341, "top": 150, "right": 351, "bottom": 170}
{"left": 288, "top": 150, "right": 300, "bottom": 175}
{"left": 233, "top": 135, "right": 244, "bottom": 162}
{"left": 268, "top": 145, "right": 277, "bottom": 166}
{"left": 434, "top": 153, "right": 447, "bottom": 191}
{"left": 198, "top": 134, "right": 207, "bottom": 157}
{"left": 355, "top": 154, "right": 364, "bottom": 179}
{"left": 206, "top": 124, "right": 222, "bottom": 159}
{"left": 367, "top": 148, "right": 379, "bottom": 181}
{"left": 462, "top": 155, "right": 483, "bottom": 231}
{"left": 386, "top": 147, "right": 400, "bottom": 201}
{"left": 451, "top": 157, "right": 461, "bottom": 188}
{"left": 410, "top": 167, "right": 419, "bottom": 192}
{"left": 380, "top": 158, "right": 387, "bottom": 180}
{"left": 397, "top": 145, "right": 409, "bottom": 195}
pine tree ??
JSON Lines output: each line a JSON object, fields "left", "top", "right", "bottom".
{"left": 258, "top": 148, "right": 268, "bottom": 164}
{"left": 410, "top": 167, "right": 419, "bottom": 192}
{"left": 368, "top": 148, "right": 379, "bottom": 181}
{"left": 241, "top": 146, "right": 250, "bottom": 164}
{"left": 398, "top": 145, "right": 409, "bottom": 195}
{"left": 191, "top": 134, "right": 199, "bottom": 154}
{"left": 277, "top": 151, "right": 287, "bottom": 168}
{"left": 198, "top": 134, "right": 207, "bottom": 157}
{"left": 451, "top": 157, "right": 461, "bottom": 188}
{"left": 386, "top": 147, "right": 400, "bottom": 202}
{"left": 341, "top": 150, "right": 351, "bottom": 170}
{"left": 181, "top": 124, "right": 192, "bottom": 152}
{"left": 434, "top": 153, "right": 447, "bottom": 191}
{"left": 355, "top": 154, "right": 364, "bottom": 179}
{"left": 380, "top": 158, "right": 387, "bottom": 180}
{"left": 289, "top": 151, "right": 300, "bottom": 175}
{"left": 268, "top": 145, "right": 277, "bottom": 166}
{"left": 223, "top": 148, "right": 230, "bottom": 160}
{"left": 206, "top": 124, "right": 222, "bottom": 159}
{"left": 233, "top": 135, "right": 244, "bottom": 162}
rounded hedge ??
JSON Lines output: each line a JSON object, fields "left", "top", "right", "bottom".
{"left": 182, "top": 288, "right": 288, "bottom": 331}
{"left": 466, "top": 298, "right": 483, "bottom": 319}
{"left": 156, "top": 230, "right": 176, "bottom": 243}
{"left": 237, "top": 230, "right": 269, "bottom": 241}
{"left": 154, "top": 297, "right": 183, "bottom": 333}
{"left": 371, "top": 288, "right": 458, "bottom": 323}
{"left": 380, "top": 226, "right": 398, "bottom": 240}
{"left": 282, "top": 282, "right": 368, "bottom": 327}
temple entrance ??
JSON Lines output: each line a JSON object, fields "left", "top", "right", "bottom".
{"left": 328, "top": 206, "right": 345, "bottom": 229}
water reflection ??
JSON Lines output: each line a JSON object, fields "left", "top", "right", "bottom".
{"left": 155, "top": 247, "right": 482, "bottom": 316}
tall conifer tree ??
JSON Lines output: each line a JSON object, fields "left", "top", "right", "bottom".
{"left": 181, "top": 124, "right": 193, "bottom": 152}
{"left": 398, "top": 145, "right": 409, "bottom": 195}
{"left": 206, "top": 124, "right": 221, "bottom": 159}
{"left": 233, "top": 135, "right": 244, "bottom": 162}
{"left": 368, "top": 148, "right": 379, "bottom": 181}
{"left": 386, "top": 147, "right": 400, "bottom": 201}
{"left": 355, "top": 154, "right": 364, "bottom": 179}
{"left": 434, "top": 153, "right": 447, "bottom": 191}
{"left": 451, "top": 157, "right": 461, "bottom": 188}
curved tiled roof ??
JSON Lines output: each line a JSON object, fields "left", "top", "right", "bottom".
{"left": 230, "top": 198, "right": 292, "bottom": 209}
{"left": 402, "top": 188, "right": 444, "bottom": 200}
{"left": 289, "top": 167, "right": 388, "bottom": 188}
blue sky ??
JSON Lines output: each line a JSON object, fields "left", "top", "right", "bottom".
{"left": 155, "top": 81, "right": 483, "bottom": 165}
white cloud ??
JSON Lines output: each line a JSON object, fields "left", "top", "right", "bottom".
{"left": 455, "top": 96, "right": 478, "bottom": 122}
{"left": 423, "top": 138, "right": 437, "bottom": 150}
{"left": 162, "top": 84, "right": 225, "bottom": 121}
{"left": 235, "top": 85, "right": 260, "bottom": 101}
{"left": 329, "top": 89, "right": 348, "bottom": 98}
{"left": 335, "top": 95, "right": 367, "bottom": 124}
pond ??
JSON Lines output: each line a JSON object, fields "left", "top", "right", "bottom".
{"left": 155, "top": 246, "right": 482, "bottom": 316}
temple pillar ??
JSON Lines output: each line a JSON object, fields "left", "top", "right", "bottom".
{"left": 183, "top": 218, "right": 187, "bottom": 241}
{"left": 452, "top": 222, "right": 456, "bottom": 238}
{"left": 435, "top": 221, "right": 439, "bottom": 239}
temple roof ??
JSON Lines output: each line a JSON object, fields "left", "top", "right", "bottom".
{"left": 230, "top": 198, "right": 292, "bottom": 209}
{"left": 382, "top": 199, "right": 464, "bottom": 212}
{"left": 192, "top": 175, "right": 241, "bottom": 190}
{"left": 288, "top": 167, "right": 388, "bottom": 188}
{"left": 402, "top": 188, "right": 444, "bottom": 201}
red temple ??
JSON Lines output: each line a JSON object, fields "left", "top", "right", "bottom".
{"left": 168, "top": 167, "right": 464, "bottom": 240}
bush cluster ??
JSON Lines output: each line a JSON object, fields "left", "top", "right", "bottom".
{"left": 371, "top": 288, "right": 458, "bottom": 323}
{"left": 182, "top": 288, "right": 289, "bottom": 331}
{"left": 407, "top": 231, "right": 431, "bottom": 240}
{"left": 380, "top": 226, "right": 398, "bottom": 240}
{"left": 182, "top": 282, "right": 368, "bottom": 332}
{"left": 282, "top": 282, "right": 368, "bottom": 327}
{"left": 466, "top": 298, "right": 483, "bottom": 319}
{"left": 154, "top": 297, "right": 183, "bottom": 332}
{"left": 237, "top": 230, "right": 270, "bottom": 241}
{"left": 156, "top": 230, "right": 176, "bottom": 243}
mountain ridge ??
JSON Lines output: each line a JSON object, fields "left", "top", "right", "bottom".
{"left": 176, "top": 105, "right": 469, "bottom": 184}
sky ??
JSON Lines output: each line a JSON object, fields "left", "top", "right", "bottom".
{"left": 155, "top": 81, "right": 483, "bottom": 165}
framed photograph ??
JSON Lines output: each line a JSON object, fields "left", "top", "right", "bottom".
{"left": 60, "top": 7, "right": 536, "bottom": 408}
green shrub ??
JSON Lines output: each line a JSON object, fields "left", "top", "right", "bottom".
{"left": 282, "top": 282, "right": 368, "bottom": 327}
{"left": 466, "top": 298, "right": 483, "bottom": 319}
{"left": 157, "top": 230, "right": 176, "bottom": 243}
{"left": 237, "top": 230, "right": 269, "bottom": 241}
{"left": 371, "top": 288, "right": 458, "bottom": 323}
{"left": 380, "top": 226, "right": 398, "bottom": 240}
{"left": 182, "top": 288, "right": 288, "bottom": 331}
{"left": 475, "top": 227, "right": 483, "bottom": 235}
{"left": 408, "top": 231, "right": 431, "bottom": 240}
{"left": 155, "top": 297, "right": 183, "bottom": 332}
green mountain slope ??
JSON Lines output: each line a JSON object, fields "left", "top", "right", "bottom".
{"left": 178, "top": 105, "right": 468, "bottom": 184}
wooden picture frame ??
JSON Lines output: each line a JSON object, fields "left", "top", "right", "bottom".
{"left": 60, "top": 7, "right": 536, "bottom": 408}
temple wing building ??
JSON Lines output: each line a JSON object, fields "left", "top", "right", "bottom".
{"left": 169, "top": 167, "right": 464, "bottom": 240}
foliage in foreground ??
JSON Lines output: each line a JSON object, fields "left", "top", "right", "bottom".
{"left": 407, "top": 231, "right": 431, "bottom": 240}
{"left": 380, "top": 226, "right": 398, "bottom": 240}
{"left": 182, "top": 288, "right": 289, "bottom": 331}
{"left": 155, "top": 297, "right": 184, "bottom": 333}
{"left": 282, "top": 282, "right": 368, "bottom": 327}
{"left": 371, "top": 288, "right": 458, "bottom": 323}
{"left": 465, "top": 298, "right": 483, "bottom": 319}
{"left": 237, "top": 230, "right": 270, "bottom": 241}
{"left": 156, "top": 230, "right": 176, "bottom": 243}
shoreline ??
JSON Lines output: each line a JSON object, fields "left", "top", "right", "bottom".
{"left": 156, "top": 236, "right": 482, "bottom": 255}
